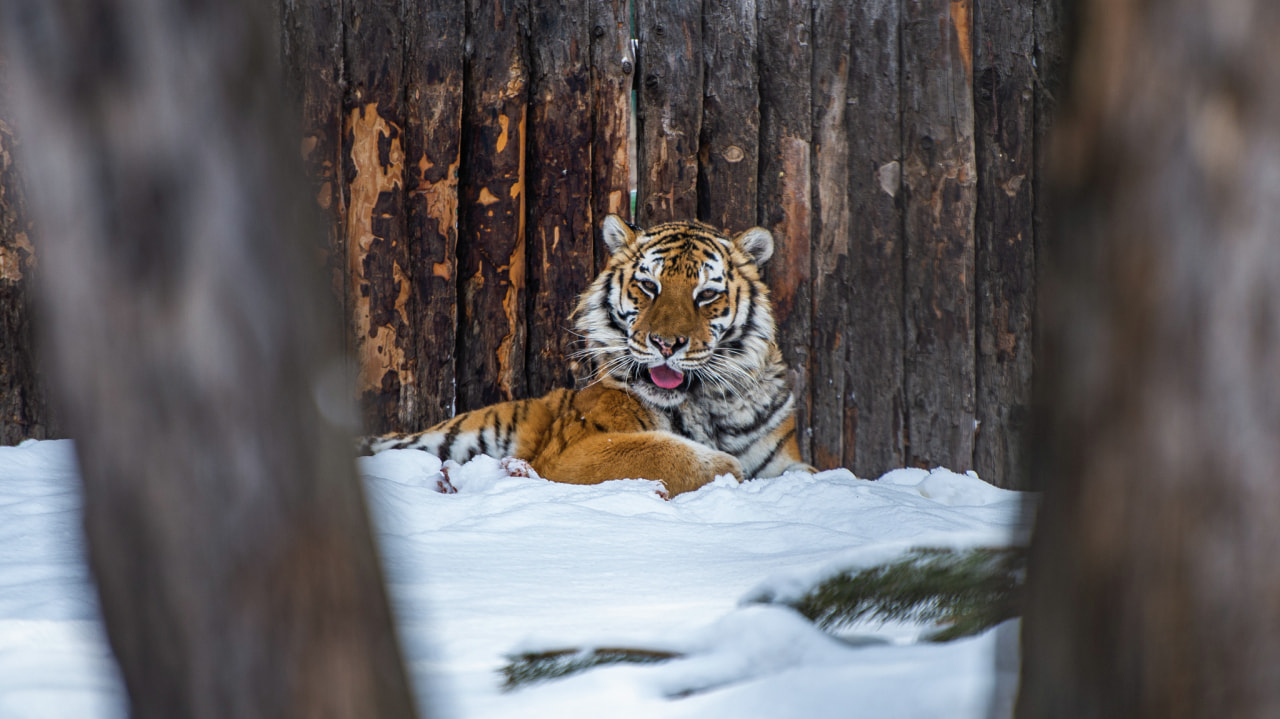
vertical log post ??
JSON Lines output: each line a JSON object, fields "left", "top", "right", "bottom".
{"left": 344, "top": 0, "right": 415, "bottom": 434}
{"left": 0, "top": 64, "right": 55, "bottom": 444}
{"left": 405, "top": 0, "right": 465, "bottom": 426}
{"left": 809, "top": 0, "right": 854, "bottom": 471}
{"left": 0, "top": 0, "right": 421, "bottom": 715}
{"left": 698, "top": 0, "right": 759, "bottom": 232}
{"left": 845, "top": 0, "right": 906, "bottom": 475}
{"left": 901, "top": 0, "right": 977, "bottom": 471}
{"left": 757, "top": 0, "right": 813, "bottom": 463}
{"left": 281, "top": 0, "right": 346, "bottom": 344}
{"left": 973, "top": 0, "right": 1036, "bottom": 488}
{"left": 589, "top": 0, "right": 635, "bottom": 270}
{"left": 526, "top": 0, "right": 595, "bottom": 397}
{"left": 457, "top": 0, "right": 529, "bottom": 410}
{"left": 635, "top": 0, "right": 702, "bottom": 225}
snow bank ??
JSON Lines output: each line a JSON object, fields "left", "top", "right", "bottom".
{"left": 0, "top": 440, "right": 1032, "bottom": 719}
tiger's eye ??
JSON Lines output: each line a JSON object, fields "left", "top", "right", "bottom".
{"left": 697, "top": 289, "right": 721, "bottom": 304}
{"left": 638, "top": 279, "right": 659, "bottom": 296}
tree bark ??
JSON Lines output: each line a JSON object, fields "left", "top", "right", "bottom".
{"left": 901, "top": 0, "right": 977, "bottom": 471}
{"left": 457, "top": 0, "right": 529, "bottom": 410}
{"left": 844, "top": 0, "right": 906, "bottom": 476}
{"left": 1019, "top": 1, "right": 1280, "bottom": 716}
{"left": 973, "top": 0, "right": 1035, "bottom": 488}
{"left": 526, "top": 0, "right": 595, "bottom": 398}
{"left": 589, "top": 0, "right": 634, "bottom": 270}
{"left": 405, "top": 0, "right": 465, "bottom": 427}
{"left": 635, "top": 0, "right": 702, "bottom": 224}
{"left": 0, "top": 1, "right": 421, "bottom": 717}
{"left": 757, "top": 0, "right": 813, "bottom": 463}
{"left": 698, "top": 0, "right": 758, "bottom": 233}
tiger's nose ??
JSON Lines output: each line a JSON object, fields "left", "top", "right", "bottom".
{"left": 649, "top": 333, "right": 688, "bottom": 358}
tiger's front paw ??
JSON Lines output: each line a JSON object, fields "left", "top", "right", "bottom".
{"left": 664, "top": 450, "right": 742, "bottom": 497}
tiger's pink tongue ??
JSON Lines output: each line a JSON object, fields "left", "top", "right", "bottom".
{"left": 649, "top": 364, "right": 684, "bottom": 389}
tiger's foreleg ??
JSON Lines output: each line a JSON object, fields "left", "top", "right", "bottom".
{"left": 533, "top": 431, "right": 742, "bottom": 497}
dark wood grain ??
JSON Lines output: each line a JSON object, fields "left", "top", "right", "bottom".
{"left": 635, "top": 0, "right": 702, "bottom": 224}
{"left": 405, "top": 0, "right": 465, "bottom": 427}
{"left": 589, "top": 0, "right": 634, "bottom": 270}
{"left": 698, "top": 0, "right": 759, "bottom": 233}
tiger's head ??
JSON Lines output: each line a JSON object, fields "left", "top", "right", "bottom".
{"left": 573, "top": 214, "right": 778, "bottom": 409}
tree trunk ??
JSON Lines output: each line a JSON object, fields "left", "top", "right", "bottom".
{"left": 589, "top": 0, "right": 634, "bottom": 269}
{"left": 0, "top": 1, "right": 421, "bottom": 717}
{"left": 457, "top": 0, "right": 529, "bottom": 411}
{"left": 635, "top": 0, "right": 702, "bottom": 224}
{"left": 901, "top": 0, "right": 977, "bottom": 471}
{"left": 1020, "top": 1, "right": 1280, "bottom": 716}
{"left": 698, "top": 0, "right": 758, "bottom": 233}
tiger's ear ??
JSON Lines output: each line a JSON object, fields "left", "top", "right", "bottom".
{"left": 601, "top": 214, "right": 636, "bottom": 254}
{"left": 733, "top": 227, "right": 774, "bottom": 266}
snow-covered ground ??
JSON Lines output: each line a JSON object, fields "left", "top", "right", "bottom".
{"left": 0, "top": 439, "right": 1031, "bottom": 718}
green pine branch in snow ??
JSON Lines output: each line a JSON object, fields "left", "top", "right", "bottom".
{"left": 501, "top": 647, "right": 682, "bottom": 690}
{"left": 782, "top": 546, "right": 1026, "bottom": 642}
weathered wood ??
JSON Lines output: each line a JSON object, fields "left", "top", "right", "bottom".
{"left": 757, "top": 0, "right": 813, "bottom": 463}
{"left": 1020, "top": 2, "right": 1280, "bottom": 715}
{"left": 635, "top": 0, "right": 702, "bottom": 224}
{"left": 280, "top": 0, "right": 345, "bottom": 332}
{"left": 0, "top": 64, "right": 56, "bottom": 444}
{"left": 973, "top": 0, "right": 1035, "bottom": 488}
{"left": 405, "top": 0, "right": 465, "bottom": 427}
{"left": 589, "top": 0, "right": 634, "bottom": 270}
{"left": 845, "top": 0, "right": 906, "bottom": 476}
{"left": 698, "top": 0, "right": 758, "bottom": 233}
{"left": 901, "top": 0, "right": 977, "bottom": 471}
{"left": 457, "top": 0, "right": 529, "bottom": 410}
{"left": 344, "top": 0, "right": 414, "bottom": 434}
{"left": 808, "top": 0, "right": 854, "bottom": 471}
{"left": 526, "top": 0, "right": 595, "bottom": 398}
{"left": 0, "top": 0, "right": 420, "bottom": 715}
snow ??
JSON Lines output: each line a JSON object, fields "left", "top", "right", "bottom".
{"left": 0, "top": 440, "right": 1031, "bottom": 718}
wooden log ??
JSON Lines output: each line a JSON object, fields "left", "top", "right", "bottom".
{"left": 808, "top": 0, "right": 854, "bottom": 471}
{"left": 526, "top": 0, "right": 595, "bottom": 398}
{"left": 845, "top": 0, "right": 906, "bottom": 476}
{"left": 589, "top": 0, "right": 634, "bottom": 269}
{"left": 457, "top": 0, "right": 529, "bottom": 410}
{"left": 757, "top": 0, "right": 813, "bottom": 463}
{"left": 344, "top": 0, "right": 414, "bottom": 434}
{"left": 635, "top": 0, "right": 702, "bottom": 224}
{"left": 0, "top": 1, "right": 420, "bottom": 715}
{"left": 901, "top": 0, "right": 977, "bottom": 471}
{"left": 698, "top": 0, "right": 759, "bottom": 233}
{"left": 280, "top": 0, "right": 345, "bottom": 339}
{"left": 973, "top": 0, "right": 1035, "bottom": 488}
{"left": 1020, "top": 2, "right": 1280, "bottom": 715}
{"left": 0, "top": 64, "right": 57, "bottom": 444}
{"left": 404, "top": 0, "right": 465, "bottom": 427}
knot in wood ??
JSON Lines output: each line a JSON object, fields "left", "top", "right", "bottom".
{"left": 593, "top": 25, "right": 605, "bottom": 38}
{"left": 645, "top": 73, "right": 660, "bottom": 89}
{"left": 654, "top": 24, "right": 666, "bottom": 36}
{"left": 621, "top": 59, "right": 633, "bottom": 75}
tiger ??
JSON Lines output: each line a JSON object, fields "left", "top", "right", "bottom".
{"left": 363, "top": 214, "right": 814, "bottom": 496}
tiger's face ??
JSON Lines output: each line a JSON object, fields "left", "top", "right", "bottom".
{"left": 574, "top": 215, "right": 777, "bottom": 409}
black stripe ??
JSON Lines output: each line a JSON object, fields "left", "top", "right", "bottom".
{"left": 719, "top": 390, "right": 792, "bottom": 438}
{"left": 502, "top": 401, "right": 522, "bottom": 455}
{"left": 439, "top": 414, "right": 467, "bottom": 460}
{"left": 748, "top": 427, "right": 794, "bottom": 478}
{"left": 477, "top": 409, "right": 495, "bottom": 457}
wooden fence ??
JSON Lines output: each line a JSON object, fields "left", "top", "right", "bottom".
{"left": 0, "top": 0, "right": 1064, "bottom": 488}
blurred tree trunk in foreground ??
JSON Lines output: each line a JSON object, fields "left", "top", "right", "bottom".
{"left": 0, "top": 2, "right": 420, "bottom": 718}
{"left": 1020, "top": 1, "right": 1280, "bottom": 717}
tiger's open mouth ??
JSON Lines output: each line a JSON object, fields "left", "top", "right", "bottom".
{"left": 647, "top": 363, "right": 685, "bottom": 390}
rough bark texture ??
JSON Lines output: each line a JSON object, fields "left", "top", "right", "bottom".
{"left": 0, "top": 1, "right": 421, "bottom": 717}
{"left": 757, "top": 0, "right": 813, "bottom": 463}
{"left": 457, "top": 0, "right": 529, "bottom": 411}
{"left": 973, "top": 0, "right": 1035, "bottom": 488}
{"left": 405, "top": 0, "right": 465, "bottom": 426}
{"left": 635, "top": 0, "right": 702, "bottom": 224}
{"left": 0, "top": 62, "right": 56, "bottom": 444}
{"left": 344, "top": 0, "right": 415, "bottom": 434}
{"left": 808, "top": 0, "right": 853, "bottom": 471}
{"left": 589, "top": 0, "right": 634, "bottom": 270}
{"left": 844, "top": 0, "right": 905, "bottom": 476}
{"left": 526, "top": 0, "right": 595, "bottom": 398}
{"left": 281, "top": 0, "right": 346, "bottom": 343}
{"left": 1019, "top": 2, "right": 1280, "bottom": 716}
{"left": 698, "top": 0, "right": 758, "bottom": 233}
{"left": 901, "top": 0, "right": 977, "bottom": 471}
